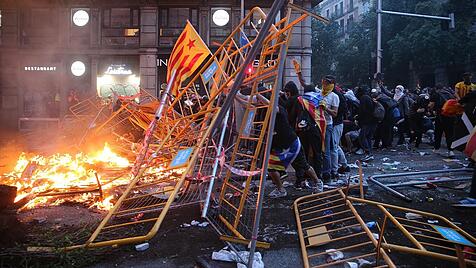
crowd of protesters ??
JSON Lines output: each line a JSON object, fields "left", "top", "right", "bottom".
{"left": 266, "top": 65, "right": 476, "bottom": 200}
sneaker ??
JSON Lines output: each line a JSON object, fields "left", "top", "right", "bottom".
{"left": 337, "top": 165, "right": 351, "bottom": 174}
{"left": 448, "top": 151, "right": 455, "bottom": 158}
{"left": 355, "top": 149, "right": 364, "bottom": 155}
{"left": 362, "top": 154, "right": 374, "bottom": 162}
{"left": 302, "top": 180, "right": 312, "bottom": 189}
{"left": 432, "top": 148, "right": 441, "bottom": 154}
{"left": 313, "top": 180, "right": 324, "bottom": 193}
{"left": 322, "top": 173, "right": 331, "bottom": 183}
{"left": 279, "top": 172, "right": 288, "bottom": 180}
{"left": 268, "top": 187, "right": 287, "bottom": 198}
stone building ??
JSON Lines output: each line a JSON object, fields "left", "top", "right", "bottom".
{"left": 0, "top": 0, "right": 313, "bottom": 129}
{"left": 318, "top": 0, "right": 370, "bottom": 40}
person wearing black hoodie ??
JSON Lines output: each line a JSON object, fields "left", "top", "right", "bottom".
{"left": 372, "top": 88, "right": 397, "bottom": 149}
{"left": 283, "top": 81, "right": 323, "bottom": 188}
{"left": 355, "top": 87, "right": 377, "bottom": 161}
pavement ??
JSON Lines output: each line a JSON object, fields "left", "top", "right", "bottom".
{"left": 90, "top": 141, "right": 476, "bottom": 268}
{"left": 1, "top": 129, "right": 475, "bottom": 267}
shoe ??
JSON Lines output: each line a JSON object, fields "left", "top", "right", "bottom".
{"left": 322, "top": 173, "right": 331, "bottom": 183}
{"left": 331, "top": 173, "right": 338, "bottom": 181}
{"left": 280, "top": 172, "right": 288, "bottom": 180}
{"left": 362, "top": 155, "right": 374, "bottom": 162}
{"left": 295, "top": 180, "right": 312, "bottom": 190}
{"left": 268, "top": 187, "right": 287, "bottom": 198}
{"left": 313, "top": 180, "right": 324, "bottom": 193}
{"left": 337, "top": 165, "right": 350, "bottom": 174}
{"left": 432, "top": 148, "right": 441, "bottom": 154}
{"left": 448, "top": 151, "right": 455, "bottom": 158}
{"left": 355, "top": 149, "right": 364, "bottom": 155}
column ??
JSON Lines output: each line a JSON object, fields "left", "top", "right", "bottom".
{"left": 284, "top": 0, "right": 313, "bottom": 92}
{"left": 139, "top": 7, "right": 158, "bottom": 97}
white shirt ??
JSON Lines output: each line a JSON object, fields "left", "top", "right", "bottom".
{"left": 322, "top": 92, "right": 339, "bottom": 125}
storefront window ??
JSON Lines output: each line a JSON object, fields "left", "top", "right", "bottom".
{"left": 21, "top": 8, "right": 58, "bottom": 46}
{"left": 96, "top": 57, "right": 140, "bottom": 99}
{"left": 102, "top": 8, "right": 140, "bottom": 47}
{"left": 159, "top": 7, "right": 198, "bottom": 46}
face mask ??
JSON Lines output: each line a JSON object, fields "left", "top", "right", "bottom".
{"left": 322, "top": 81, "right": 334, "bottom": 96}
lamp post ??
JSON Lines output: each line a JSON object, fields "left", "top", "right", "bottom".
{"left": 375, "top": 0, "right": 454, "bottom": 74}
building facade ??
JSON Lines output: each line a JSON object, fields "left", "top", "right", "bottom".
{"left": 0, "top": 0, "right": 313, "bottom": 129}
{"left": 318, "top": 0, "right": 370, "bottom": 39}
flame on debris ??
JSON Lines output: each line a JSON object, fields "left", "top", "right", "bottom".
{"left": 1, "top": 143, "right": 131, "bottom": 210}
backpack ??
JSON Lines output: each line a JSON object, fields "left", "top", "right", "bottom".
{"left": 392, "top": 107, "right": 401, "bottom": 119}
{"left": 373, "top": 100, "right": 385, "bottom": 122}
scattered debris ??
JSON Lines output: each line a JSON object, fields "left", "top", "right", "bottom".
{"left": 198, "top": 222, "right": 209, "bottom": 227}
{"left": 344, "top": 261, "right": 358, "bottom": 268}
{"left": 135, "top": 242, "right": 149, "bottom": 251}
{"left": 426, "top": 197, "right": 434, "bottom": 202}
{"left": 181, "top": 220, "right": 209, "bottom": 228}
{"left": 427, "top": 219, "right": 439, "bottom": 224}
{"left": 382, "top": 161, "right": 401, "bottom": 166}
{"left": 372, "top": 233, "right": 379, "bottom": 240}
{"left": 357, "top": 258, "right": 373, "bottom": 267}
{"left": 418, "top": 152, "right": 428, "bottom": 156}
{"left": 348, "top": 163, "right": 359, "bottom": 169}
{"left": 405, "top": 212, "right": 423, "bottom": 220}
{"left": 325, "top": 249, "right": 344, "bottom": 262}
{"left": 443, "top": 158, "right": 460, "bottom": 163}
{"left": 212, "top": 248, "right": 264, "bottom": 268}
{"left": 382, "top": 157, "right": 390, "bottom": 161}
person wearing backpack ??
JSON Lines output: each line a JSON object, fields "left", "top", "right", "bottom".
{"left": 355, "top": 86, "right": 378, "bottom": 161}
{"left": 372, "top": 88, "right": 398, "bottom": 149}
{"left": 429, "top": 84, "right": 456, "bottom": 158}
{"left": 408, "top": 94, "right": 430, "bottom": 148}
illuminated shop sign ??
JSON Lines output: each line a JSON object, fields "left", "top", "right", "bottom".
{"left": 105, "top": 64, "right": 133, "bottom": 75}
{"left": 71, "top": 61, "right": 86, "bottom": 76}
{"left": 72, "top": 10, "right": 89, "bottom": 27}
{"left": 24, "top": 66, "right": 57, "bottom": 71}
{"left": 212, "top": 9, "right": 230, "bottom": 26}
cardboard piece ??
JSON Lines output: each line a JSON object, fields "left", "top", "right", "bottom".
{"left": 306, "top": 226, "right": 331, "bottom": 246}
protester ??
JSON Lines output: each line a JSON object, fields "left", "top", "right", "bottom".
{"left": 372, "top": 88, "right": 398, "bottom": 149}
{"left": 429, "top": 84, "right": 456, "bottom": 157}
{"left": 330, "top": 78, "right": 350, "bottom": 174}
{"left": 408, "top": 94, "right": 430, "bottom": 148}
{"left": 320, "top": 76, "right": 340, "bottom": 181}
{"left": 355, "top": 86, "right": 377, "bottom": 161}
{"left": 455, "top": 72, "right": 475, "bottom": 100}
{"left": 267, "top": 104, "right": 323, "bottom": 197}
{"left": 283, "top": 82, "right": 324, "bottom": 188}
{"left": 394, "top": 85, "right": 413, "bottom": 145}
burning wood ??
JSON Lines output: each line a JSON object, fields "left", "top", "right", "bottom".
{"left": 0, "top": 143, "right": 132, "bottom": 210}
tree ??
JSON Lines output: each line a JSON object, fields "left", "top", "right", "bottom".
{"left": 311, "top": 18, "right": 339, "bottom": 84}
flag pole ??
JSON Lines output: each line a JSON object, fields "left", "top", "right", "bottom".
{"left": 131, "top": 69, "right": 177, "bottom": 177}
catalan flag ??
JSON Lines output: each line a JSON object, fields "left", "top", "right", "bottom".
{"left": 167, "top": 21, "right": 211, "bottom": 95}
{"left": 298, "top": 92, "right": 327, "bottom": 151}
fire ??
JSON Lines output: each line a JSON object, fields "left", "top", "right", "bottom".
{"left": 1, "top": 143, "right": 131, "bottom": 210}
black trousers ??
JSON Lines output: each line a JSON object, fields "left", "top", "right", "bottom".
{"left": 374, "top": 117, "right": 395, "bottom": 148}
{"left": 298, "top": 126, "right": 322, "bottom": 176}
{"left": 434, "top": 115, "right": 455, "bottom": 150}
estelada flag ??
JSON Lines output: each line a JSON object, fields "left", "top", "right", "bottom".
{"left": 297, "top": 92, "right": 327, "bottom": 151}
{"left": 167, "top": 21, "right": 211, "bottom": 95}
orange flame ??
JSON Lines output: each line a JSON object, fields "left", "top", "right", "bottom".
{"left": 1, "top": 143, "right": 131, "bottom": 210}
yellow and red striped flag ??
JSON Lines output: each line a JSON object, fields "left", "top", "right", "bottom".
{"left": 167, "top": 21, "right": 211, "bottom": 95}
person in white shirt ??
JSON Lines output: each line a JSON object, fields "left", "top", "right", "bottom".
{"left": 320, "top": 75, "right": 339, "bottom": 182}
